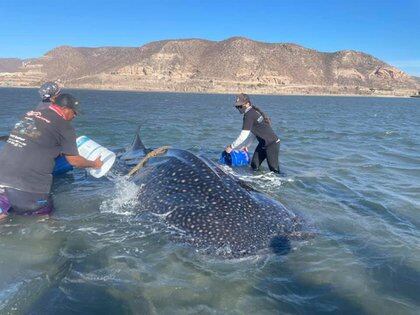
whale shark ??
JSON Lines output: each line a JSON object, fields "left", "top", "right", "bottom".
{"left": 121, "top": 130, "right": 308, "bottom": 258}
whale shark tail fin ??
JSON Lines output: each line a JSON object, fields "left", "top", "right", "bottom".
{"left": 131, "top": 126, "right": 147, "bottom": 152}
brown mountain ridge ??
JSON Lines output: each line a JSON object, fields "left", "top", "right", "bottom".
{"left": 0, "top": 37, "right": 418, "bottom": 96}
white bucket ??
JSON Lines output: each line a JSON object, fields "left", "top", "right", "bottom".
{"left": 76, "top": 136, "right": 116, "bottom": 178}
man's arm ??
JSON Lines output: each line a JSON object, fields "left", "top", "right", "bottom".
{"left": 226, "top": 112, "right": 255, "bottom": 152}
{"left": 66, "top": 155, "right": 103, "bottom": 169}
{"left": 231, "top": 130, "right": 251, "bottom": 149}
{"left": 58, "top": 122, "right": 103, "bottom": 169}
{"left": 241, "top": 133, "right": 256, "bottom": 150}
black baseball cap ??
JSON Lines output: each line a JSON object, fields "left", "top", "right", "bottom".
{"left": 234, "top": 93, "right": 250, "bottom": 106}
{"left": 54, "top": 93, "right": 80, "bottom": 114}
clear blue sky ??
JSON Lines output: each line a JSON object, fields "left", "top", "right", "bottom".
{"left": 0, "top": 0, "right": 419, "bottom": 75}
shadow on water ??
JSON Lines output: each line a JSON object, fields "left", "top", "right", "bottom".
{"left": 274, "top": 176, "right": 420, "bottom": 313}
{"left": 294, "top": 220, "right": 420, "bottom": 314}
{"left": 294, "top": 173, "right": 418, "bottom": 230}
{"left": 250, "top": 256, "right": 366, "bottom": 314}
{"left": 0, "top": 243, "right": 72, "bottom": 314}
{"left": 252, "top": 234, "right": 420, "bottom": 314}
{"left": 341, "top": 236, "right": 420, "bottom": 309}
{"left": 27, "top": 283, "right": 154, "bottom": 315}
{"left": 21, "top": 235, "right": 157, "bottom": 314}
{"left": 297, "top": 178, "right": 420, "bottom": 312}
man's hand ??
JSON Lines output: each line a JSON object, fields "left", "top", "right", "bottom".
{"left": 225, "top": 145, "right": 233, "bottom": 153}
{"left": 66, "top": 155, "right": 104, "bottom": 169}
{"left": 92, "top": 157, "right": 103, "bottom": 169}
{"left": 240, "top": 146, "right": 248, "bottom": 152}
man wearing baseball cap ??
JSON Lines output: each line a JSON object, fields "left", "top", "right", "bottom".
{"left": 0, "top": 93, "right": 103, "bottom": 219}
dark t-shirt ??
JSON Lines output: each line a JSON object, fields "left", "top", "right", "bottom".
{"left": 0, "top": 108, "right": 78, "bottom": 193}
{"left": 36, "top": 100, "right": 52, "bottom": 110}
{"left": 243, "top": 107, "right": 279, "bottom": 147}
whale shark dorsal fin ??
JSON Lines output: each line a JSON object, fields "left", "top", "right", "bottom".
{"left": 131, "top": 126, "right": 146, "bottom": 151}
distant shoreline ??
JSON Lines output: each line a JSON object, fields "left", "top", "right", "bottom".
{"left": 0, "top": 84, "right": 413, "bottom": 99}
{"left": 1, "top": 37, "right": 418, "bottom": 100}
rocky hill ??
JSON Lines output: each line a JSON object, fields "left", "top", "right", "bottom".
{"left": 0, "top": 37, "right": 418, "bottom": 96}
{"left": 0, "top": 58, "right": 23, "bottom": 72}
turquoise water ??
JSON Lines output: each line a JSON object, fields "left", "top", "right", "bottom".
{"left": 0, "top": 88, "right": 419, "bottom": 314}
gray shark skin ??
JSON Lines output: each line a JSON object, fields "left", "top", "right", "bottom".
{"left": 129, "top": 145, "right": 307, "bottom": 258}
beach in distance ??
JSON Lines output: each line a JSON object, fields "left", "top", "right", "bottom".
{"left": 0, "top": 88, "right": 419, "bottom": 314}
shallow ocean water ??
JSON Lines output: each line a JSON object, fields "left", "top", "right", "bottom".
{"left": 0, "top": 88, "right": 419, "bottom": 314}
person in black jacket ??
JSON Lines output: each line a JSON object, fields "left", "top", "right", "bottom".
{"left": 225, "top": 93, "right": 280, "bottom": 173}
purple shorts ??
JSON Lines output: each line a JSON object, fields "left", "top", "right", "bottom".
{"left": 0, "top": 188, "right": 54, "bottom": 216}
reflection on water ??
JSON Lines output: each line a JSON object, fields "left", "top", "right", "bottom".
{"left": 0, "top": 88, "right": 419, "bottom": 314}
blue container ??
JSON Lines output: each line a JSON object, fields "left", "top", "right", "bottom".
{"left": 219, "top": 150, "right": 250, "bottom": 167}
{"left": 52, "top": 155, "right": 73, "bottom": 176}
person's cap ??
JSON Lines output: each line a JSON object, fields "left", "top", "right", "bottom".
{"left": 39, "top": 82, "right": 61, "bottom": 100}
{"left": 234, "top": 93, "right": 250, "bottom": 106}
{"left": 54, "top": 93, "right": 80, "bottom": 114}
